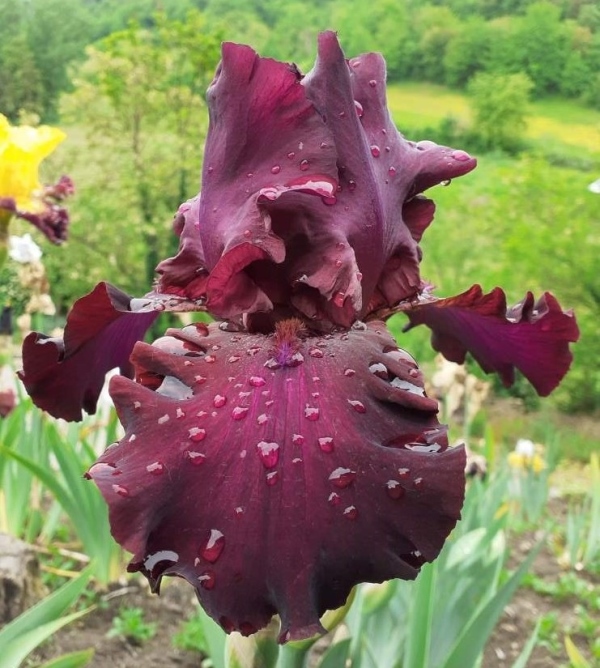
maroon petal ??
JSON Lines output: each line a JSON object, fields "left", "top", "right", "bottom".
{"left": 404, "top": 285, "right": 579, "bottom": 396}
{"left": 87, "top": 321, "right": 465, "bottom": 640}
{"left": 158, "top": 32, "right": 476, "bottom": 327}
{"left": 19, "top": 283, "right": 158, "bottom": 421}
{"left": 0, "top": 389, "right": 16, "bottom": 418}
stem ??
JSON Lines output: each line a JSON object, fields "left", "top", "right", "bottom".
{"left": 0, "top": 208, "right": 12, "bottom": 269}
{"left": 277, "top": 644, "right": 309, "bottom": 668}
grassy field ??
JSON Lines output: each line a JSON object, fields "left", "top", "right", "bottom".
{"left": 387, "top": 82, "right": 600, "bottom": 154}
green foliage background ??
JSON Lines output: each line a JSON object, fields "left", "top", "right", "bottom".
{"left": 1, "top": 0, "right": 598, "bottom": 412}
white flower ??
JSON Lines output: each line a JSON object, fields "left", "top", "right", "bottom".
{"left": 8, "top": 233, "right": 42, "bottom": 263}
{"left": 515, "top": 438, "right": 535, "bottom": 457}
{"left": 588, "top": 178, "right": 600, "bottom": 194}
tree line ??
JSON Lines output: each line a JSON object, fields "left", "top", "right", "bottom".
{"left": 1, "top": 0, "right": 600, "bottom": 123}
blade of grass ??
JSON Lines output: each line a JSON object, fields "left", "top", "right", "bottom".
{"left": 511, "top": 619, "right": 541, "bottom": 668}
{"left": 37, "top": 647, "right": 95, "bottom": 668}
{"left": 404, "top": 562, "right": 436, "bottom": 668}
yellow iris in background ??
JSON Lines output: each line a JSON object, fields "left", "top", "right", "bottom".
{"left": 0, "top": 114, "right": 66, "bottom": 211}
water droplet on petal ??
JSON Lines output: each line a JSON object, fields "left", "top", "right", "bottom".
{"left": 348, "top": 180, "right": 357, "bottom": 192}
{"left": 299, "top": 159, "right": 309, "bottom": 171}
{"left": 440, "top": 179, "right": 451, "bottom": 187}
{"left": 198, "top": 571, "right": 216, "bottom": 589}
{"left": 200, "top": 529, "right": 225, "bottom": 563}
{"left": 354, "top": 100, "right": 364, "bottom": 117}
{"left": 348, "top": 399, "right": 366, "bottom": 413}
{"left": 334, "top": 292, "right": 345, "bottom": 308}
{"left": 239, "top": 622, "right": 257, "bottom": 636}
{"left": 287, "top": 151, "right": 295, "bottom": 159}
{"left": 414, "top": 477, "right": 425, "bottom": 489}
{"left": 231, "top": 406, "right": 249, "bottom": 420}
{"left": 288, "top": 351, "right": 304, "bottom": 366}
{"left": 320, "top": 141, "right": 328, "bottom": 149}
{"left": 205, "top": 355, "right": 216, "bottom": 363}
{"left": 386, "top": 480, "right": 405, "bottom": 499}
{"left": 235, "top": 506, "right": 244, "bottom": 515}
{"left": 256, "top": 441, "right": 280, "bottom": 468}
{"left": 220, "top": 616, "right": 235, "bottom": 633}
{"left": 344, "top": 506, "right": 358, "bottom": 520}
{"left": 318, "top": 437, "right": 335, "bottom": 453}
{"left": 271, "top": 165, "right": 281, "bottom": 174}
{"left": 344, "top": 368, "right": 356, "bottom": 377}
{"left": 257, "top": 414, "right": 268, "bottom": 425}
{"left": 304, "top": 406, "right": 320, "bottom": 421}
{"left": 264, "top": 358, "right": 281, "bottom": 370}
{"left": 339, "top": 111, "right": 346, "bottom": 118}
{"left": 370, "top": 145, "right": 381, "bottom": 158}
{"left": 334, "top": 259, "right": 343, "bottom": 268}
{"left": 388, "top": 166, "right": 396, "bottom": 176}
{"left": 292, "top": 434, "right": 305, "bottom": 446}
{"left": 112, "top": 484, "right": 130, "bottom": 497}
{"left": 249, "top": 376, "right": 266, "bottom": 387}
{"left": 158, "top": 414, "right": 170, "bottom": 425}
{"left": 398, "top": 467, "right": 410, "bottom": 478}
{"left": 186, "top": 451, "right": 206, "bottom": 465}
{"left": 228, "top": 355, "right": 241, "bottom": 363}
{"left": 329, "top": 467, "right": 356, "bottom": 487}
{"left": 451, "top": 149, "right": 471, "bottom": 162}
{"left": 309, "top": 347, "right": 324, "bottom": 359}
{"left": 189, "top": 427, "right": 206, "bottom": 442}
{"left": 246, "top": 172, "right": 253, "bottom": 179}
{"left": 213, "top": 394, "right": 227, "bottom": 408}
{"left": 266, "top": 470, "right": 279, "bottom": 486}
{"left": 322, "top": 195, "right": 337, "bottom": 206}
{"left": 369, "top": 362, "right": 389, "bottom": 379}
{"left": 146, "top": 461, "right": 165, "bottom": 475}
{"left": 369, "top": 79, "right": 377, "bottom": 87}
{"left": 328, "top": 492, "right": 341, "bottom": 506}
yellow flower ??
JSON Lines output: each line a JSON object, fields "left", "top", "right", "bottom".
{"left": 0, "top": 114, "right": 66, "bottom": 211}
{"left": 507, "top": 450, "right": 546, "bottom": 473}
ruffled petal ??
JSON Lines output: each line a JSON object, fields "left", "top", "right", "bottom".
{"left": 86, "top": 321, "right": 465, "bottom": 640}
{"left": 403, "top": 285, "right": 579, "bottom": 396}
{"left": 19, "top": 283, "right": 158, "bottom": 421}
{"left": 157, "top": 32, "right": 476, "bottom": 328}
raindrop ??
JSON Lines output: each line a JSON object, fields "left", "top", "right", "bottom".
{"left": 398, "top": 467, "right": 410, "bottom": 478}
{"left": 213, "top": 395, "right": 227, "bottom": 408}
{"left": 235, "top": 506, "right": 244, "bottom": 515}
{"left": 299, "top": 159, "right": 309, "bottom": 171}
{"left": 249, "top": 376, "right": 266, "bottom": 387}
{"left": 128, "top": 434, "right": 137, "bottom": 442}
{"left": 351, "top": 321, "right": 367, "bottom": 331}
{"left": 247, "top": 172, "right": 253, "bottom": 178}
{"left": 228, "top": 355, "right": 241, "bottom": 363}
{"left": 347, "top": 180, "right": 357, "bottom": 192}
{"left": 354, "top": 100, "right": 364, "bottom": 117}
{"left": 329, "top": 467, "right": 356, "bottom": 488}
{"left": 287, "top": 151, "right": 295, "bottom": 159}
{"left": 339, "top": 111, "right": 346, "bottom": 118}
{"left": 333, "top": 292, "right": 345, "bottom": 308}
{"left": 292, "top": 457, "right": 303, "bottom": 464}
{"left": 369, "top": 362, "right": 389, "bottom": 379}
{"left": 451, "top": 149, "right": 471, "bottom": 162}
{"left": 292, "top": 434, "right": 305, "bottom": 446}
{"left": 309, "top": 347, "right": 324, "bottom": 359}
{"left": 328, "top": 492, "right": 341, "bottom": 506}
{"left": 271, "top": 165, "right": 281, "bottom": 174}
{"left": 198, "top": 571, "right": 216, "bottom": 590}
{"left": 343, "top": 506, "right": 358, "bottom": 520}
{"left": 391, "top": 378, "right": 425, "bottom": 396}
{"left": 200, "top": 529, "right": 225, "bottom": 563}
{"left": 288, "top": 352, "right": 304, "bottom": 366}
{"left": 220, "top": 617, "right": 235, "bottom": 633}
{"left": 157, "top": 414, "right": 170, "bottom": 425}
{"left": 318, "top": 437, "right": 335, "bottom": 453}
{"left": 256, "top": 441, "right": 280, "bottom": 468}
{"left": 146, "top": 461, "right": 165, "bottom": 476}
{"left": 386, "top": 480, "right": 405, "bottom": 499}
{"left": 369, "top": 79, "right": 377, "bottom": 87}
{"left": 322, "top": 195, "right": 337, "bottom": 206}
{"left": 186, "top": 451, "right": 206, "bottom": 465}
{"left": 304, "top": 406, "right": 320, "bottom": 421}
{"left": 195, "top": 375, "right": 207, "bottom": 384}
{"left": 335, "top": 259, "right": 343, "bottom": 268}
{"left": 257, "top": 414, "right": 268, "bottom": 425}
{"left": 348, "top": 399, "right": 366, "bottom": 413}
{"left": 388, "top": 166, "right": 396, "bottom": 176}
{"left": 189, "top": 427, "right": 206, "bottom": 442}
{"left": 205, "top": 355, "right": 216, "bottom": 363}
{"left": 231, "top": 406, "right": 249, "bottom": 420}
{"left": 240, "top": 622, "right": 257, "bottom": 636}
{"left": 112, "top": 484, "right": 130, "bottom": 498}
{"left": 239, "top": 391, "right": 251, "bottom": 399}
{"left": 133, "top": 401, "right": 141, "bottom": 410}
{"left": 440, "top": 179, "right": 451, "bottom": 187}
{"left": 264, "top": 358, "right": 281, "bottom": 370}
{"left": 344, "top": 368, "right": 356, "bottom": 377}
{"left": 370, "top": 145, "right": 381, "bottom": 158}
{"left": 414, "top": 477, "right": 425, "bottom": 489}
{"left": 266, "top": 471, "right": 279, "bottom": 486}
{"left": 320, "top": 142, "right": 328, "bottom": 149}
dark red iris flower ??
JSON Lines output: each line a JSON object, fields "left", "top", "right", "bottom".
{"left": 19, "top": 33, "right": 578, "bottom": 641}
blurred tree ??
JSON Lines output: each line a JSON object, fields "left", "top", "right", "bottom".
{"left": 443, "top": 18, "right": 490, "bottom": 88}
{"left": 45, "top": 11, "right": 222, "bottom": 306}
{"left": 468, "top": 71, "right": 533, "bottom": 152}
{"left": 0, "top": 34, "right": 44, "bottom": 120}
